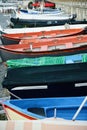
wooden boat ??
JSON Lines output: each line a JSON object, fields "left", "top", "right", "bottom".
{"left": 2, "top": 96, "right": 87, "bottom": 121}
{"left": 2, "top": 43, "right": 87, "bottom": 99}
{"left": 2, "top": 61, "right": 87, "bottom": 99}
{"left": 1, "top": 27, "right": 87, "bottom": 45}
{"left": 3, "top": 61, "right": 87, "bottom": 89}
{"left": 1, "top": 34, "right": 87, "bottom": 62}
{"left": 1, "top": 24, "right": 87, "bottom": 34}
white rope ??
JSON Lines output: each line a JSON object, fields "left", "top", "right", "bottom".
{"left": 7, "top": 90, "right": 21, "bottom": 100}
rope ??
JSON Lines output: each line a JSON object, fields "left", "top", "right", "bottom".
{"left": 7, "top": 90, "right": 21, "bottom": 100}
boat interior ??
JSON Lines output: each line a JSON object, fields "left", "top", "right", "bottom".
{"left": 8, "top": 96, "right": 87, "bottom": 120}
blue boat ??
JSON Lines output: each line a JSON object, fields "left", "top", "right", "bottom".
{"left": 2, "top": 96, "right": 87, "bottom": 121}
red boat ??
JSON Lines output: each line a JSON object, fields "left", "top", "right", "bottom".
{"left": 0, "top": 34, "right": 87, "bottom": 62}
{"left": 1, "top": 27, "right": 86, "bottom": 45}
{"left": 19, "top": 33, "right": 87, "bottom": 47}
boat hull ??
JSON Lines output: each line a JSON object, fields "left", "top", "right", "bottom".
{"left": 10, "top": 18, "right": 74, "bottom": 28}
{"left": 2, "top": 62, "right": 87, "bottom": 99}
{"left": 1, "top": 36, "right": 20, "bottom": 45}
{"left": 3, "top": 104, "right": 36, "bottom": 120}
{"left": 10, "top": 18, "right": 87, "bottom": 28}
{"left": 8, "top": 82, "right": 87, "bottom": 99}
{"left": 1, "top": 43, "right": 87, "bottom": 62}
{"left": 3, "top": 62, "right": 87, "bottom": 88}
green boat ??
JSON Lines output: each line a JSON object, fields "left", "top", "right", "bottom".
{"left": 6, "top": 53, "right": 87, "bottom": 68}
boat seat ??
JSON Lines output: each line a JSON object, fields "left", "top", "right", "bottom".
{"left": 50, "top": 33, "right": 56, "bottom": 37}
{"left": 40, "top": 45, "right": 48, "bottom": 51}
{"left": 29, "top": 35, "right": 38, "bottom": 39}
{"left": 27, "top": 105, "right": 87, "bottom": 119}
{"left": 27, "top": 107, "right": 57, "bottom": 117}
{"left": 42, "top": 106, "right": 58, "bottom": 118}
{"left": 65, "top": 42, "right": 73, "bottom": 48}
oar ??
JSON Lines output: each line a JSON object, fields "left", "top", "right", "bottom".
{"left": 8, "top": 85, "right": 48, "bottom": 99}
{"left": 11, "top": 85, "right": 48, "bottom": 90}
{"left": 72, "top": 96, "right": 87, "bottom": 121}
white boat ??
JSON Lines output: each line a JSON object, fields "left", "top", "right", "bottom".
{"left": 14, "top": 9, "right": 76, "bottom": 21}
{"left": 0, "top": 24, "right": 87, "bottom": 34}
{"left": 10, "top": 7, "right": 77, "bottom": 27}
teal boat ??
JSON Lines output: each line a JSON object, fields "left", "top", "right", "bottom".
{"left": 6, "top": 52, "right": 87, "bottom": 68}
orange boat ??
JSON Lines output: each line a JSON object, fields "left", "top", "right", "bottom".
{"left": 0, "top": 34, "right": 87, "bottom": 62}
{"left": 1, "top": 27, "right": 87, "bottom": 45}
{"left": 19, "top": 33, "right": 87, "bottom": 49}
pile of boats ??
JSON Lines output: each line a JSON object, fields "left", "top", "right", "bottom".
{"left": 0, "top": 2, "right": 87, "bottom": 129}
{"left": 9, "top": 6, "right": 87, "bottom": 28}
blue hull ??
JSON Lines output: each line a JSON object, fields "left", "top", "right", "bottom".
{"left": 4, "top": 96, "right": 87, "bottom": 120}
